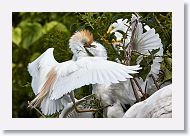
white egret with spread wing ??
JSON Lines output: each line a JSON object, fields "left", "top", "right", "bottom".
{"left": 107, "top": 14, "right": 164, "bottom": 95}
{"left": 28, "top": 30, "right": 141, "bottom": 115}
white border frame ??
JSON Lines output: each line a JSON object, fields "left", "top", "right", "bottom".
{"left": 0, "top": 0, "right": 184, "bottom": 130}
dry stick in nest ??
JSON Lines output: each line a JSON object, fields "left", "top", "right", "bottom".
{"left": 61, "top": 94, "right": 95, "bottom": 118}
{"left": 69, "top": 93, "right": 110, "bottom": 114}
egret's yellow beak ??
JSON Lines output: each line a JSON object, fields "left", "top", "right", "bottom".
{"left": 107, "top": 27, "right": 114, "bottom": 34}
{"left": 84, "top": 44, "right": 96, "bottom": 48}
{"left": 90, "top": 44, "right": 97, "bottom": 48}
{"left": 112, "top": 39, "right": 121, "bottom": 44}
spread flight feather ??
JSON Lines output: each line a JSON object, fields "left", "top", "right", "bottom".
{"left": 28, "top": 48, "right": 141, "bottom": 114}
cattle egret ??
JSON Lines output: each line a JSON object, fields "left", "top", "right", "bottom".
{"left": 28, "top": 30, "right": 141, "bottom": 115}
{"left": 107, "top": 14, "right": 164, "bottom": 95}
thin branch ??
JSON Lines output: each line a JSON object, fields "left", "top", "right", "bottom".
{"left": 132, "top": 50, "right": 163, "bottom": 58}
{"left": 150, "top": 74, "right": 160, "bottom": 90}
{"left": 27, "top": 101, "right": 46, "bottom": 118}
{"left": 130, "top": 79, "right": 140, "bottom": 102}
{"left": 144, "top": 81, "right": 148, "bottom": 96}
{"left": 133, "top": 77, "right": 146, "bottom": 99}
{"left": 125, "top": 19, "right": 138, "bottom": 66}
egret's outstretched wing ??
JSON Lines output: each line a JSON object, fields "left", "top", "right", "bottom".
{"left": 132, "top": 22, "right": 163, "bottom": 75}
{"left": 130, "top": 15, "right": 162, "bottom": 55}
{"left": 136, "top": 28, "right": 163, "bottom": 75}
{"left": 50, "top": 57, "right": 141, "bottom": 100}
{"left": 28, "top": 48, "right": 141, "bottom": 113}
{"left": 135, "top": 28, "right": 163, "bottom": 55}
{"left": 28, "top": 48, "right": 71, "bottom": 115}
{"left": 28, "top": 48, "right": 58, "bottom": 95}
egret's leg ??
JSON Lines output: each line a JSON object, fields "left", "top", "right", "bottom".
{"left": 69, "top": 91, "right": 80, "bottom": 112}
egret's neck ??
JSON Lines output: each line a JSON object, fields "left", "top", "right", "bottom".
{"left": 72, "top": 51, "right": 89, "bottom": 61}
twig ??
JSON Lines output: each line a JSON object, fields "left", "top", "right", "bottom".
{"left": 134, "top": 12, "right": 141, "bottom": 20}
{"left": 69, "top": 93, "right": 109, "bottom": 113}
{"left": 154, "top": 14, "right": 170, "bottom": 40}
{"left": 27, "top": 101, "right": 46, "bottom": 118}
{"left": 130, "top": 79, "right": 140, "bottom": 102}
{"left": 132, "top": 50, "right": 163, "bottom": 58}
{"left": 125, "top": 19, "right": 138, "bottom": 66}
{"left": 150, "top": 74, "right": 160, "bottom": 90}
{"left": 133, "top": 77, "right": 146, "bottom": 99}
{"left": 144, "top": 81, "right": 148, "bottom": 96}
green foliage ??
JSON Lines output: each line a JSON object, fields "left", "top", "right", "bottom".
{"left": 12, "top": 27, "right": 22, "bottom": 45}
{"left": 138, "top": 48, "right": 160, "bottom": 80}
{"left": 12, "top": 12, "right": 172, "bottom": 118}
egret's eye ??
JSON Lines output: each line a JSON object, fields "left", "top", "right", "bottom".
{"left": 84, "top": 43, "right": 90, "bottom": 48}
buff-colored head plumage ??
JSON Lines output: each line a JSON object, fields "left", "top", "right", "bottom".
{"left": 69, "top": 30, "right": 93, "bottom": 47}
{"left": 69, "top": 30, "right": 94, "bottom": 57}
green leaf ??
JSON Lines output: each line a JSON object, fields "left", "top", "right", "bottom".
{"left": 139, "top": 55, "right": 153, "bottom": 80}
{"left": 12, "top": 27, "right": 22, "bottom": 45}
{"left": 139, "top": 65, "right": 151, "bottom": 81}
{"left": 131, "top": 52, "right": 140, "bottom": 65}
{"left": 19, "top": 22, "right": 44, "bottom": 49}
{"left": 151, "top": 48, "right": 160, "bottom": 55}
{"left": 160, "top": 57, "right": 172, "bottom": 83}
{"left": 43, "top": 21, "right": 59, "bottom": 32}
{"left": 54, "top": 23, "right": 69, "bottom": 33}
{"left": 30, "top": 52, "right": 41, "bottom": 62}
{"left": 39, "top": 30, "right": 72, "bottom": 62}
{"left": 12, "top": 63, "right": 16, "bottom": 69}
{"left": 43, "top": 21, "right": 70, "bottom": 34}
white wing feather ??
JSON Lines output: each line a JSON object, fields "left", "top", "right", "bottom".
{"left": 28, "top": 48, "right": 72, "bottom": 115}
{"left": 40, "top": 96, "right": 63, "bottom": 115}
{"left": 28, "top": 48, "right": 58, "bottom": 95}
{"left": 40, "top": 95, "right": 71, "bottom": 115}
{"left": 109, "top": 16, "right": 163, "bottom": 76}
{"left": 134, "top": 27, "right": 163, "bottom": 75}
{"left": 50, "top": 57, "right": 141, "bottom": 100}
{"left": 28, "top": 48, "right": 141, "bottom": 114}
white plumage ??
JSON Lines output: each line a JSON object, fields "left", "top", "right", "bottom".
{"left": 123, "top": 84, "right": 172, "bottom": 118}
{"left": 28, "top": 30, "right": 141, "bottom": 115}
{"left": 108, "top": 15, "right": 163, "bottom": 76}
{"left": 95, "top": 14, "right": 165, "bottom": 118}
{"left": 107, "top": 18, "right": 131, "bottom": 46}
{"left": 51, "top": 55, "right": 141, "bottom": 100}
{"left": 107, "top": 14, "right": 164, "bottom": 96}
{"left": 106, "top": 100, "right": 125, "bottom": 118}
{"left": 59, "top": 98, "right": 93, "bottom": 118}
